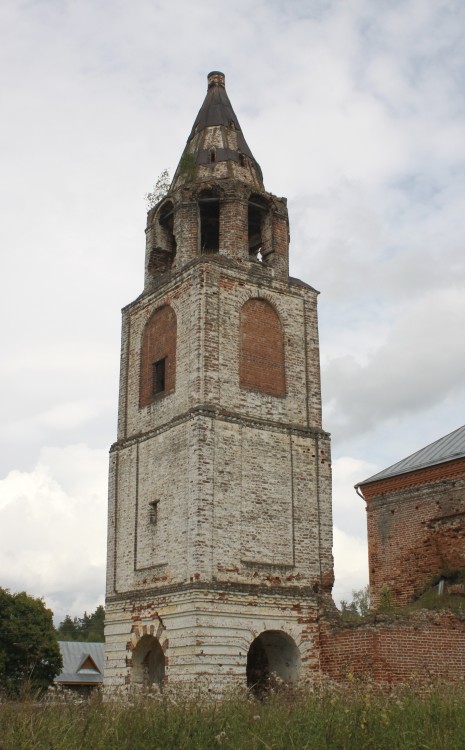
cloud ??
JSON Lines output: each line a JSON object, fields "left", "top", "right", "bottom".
{"left": 331, "top": 456, "right": 372, "bottom": 606}
{"left": 332, "top": 456, "right": 376, "bottom": 535}
{"left": 0, "top": 444, "right": 107, "bottom": 623}
{"left": 1, "top": 0, "right": 464, "bottom": 615}
{"left": 332, "top": 527, "right": 369, "bottom": 609}
{"left": 324, "top": 289, "right": 465, "bottom": 440}
{"left": 2, "top": 401, "right": 108, "bottom": 442}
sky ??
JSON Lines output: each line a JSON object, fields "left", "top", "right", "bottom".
{"left": 1, "top": 0, "right": 464, "bottom": 623}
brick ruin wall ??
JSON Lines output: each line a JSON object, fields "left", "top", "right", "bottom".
{"left": 316, "top": 458, "right": 465, "bottom": 687}
{"left": 362, "top": 459, "right": 465, "bottom": 607}
{"left": 319, "top": 609, "right": 465, "bottom": 685}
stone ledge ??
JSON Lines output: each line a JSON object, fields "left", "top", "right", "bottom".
{"left": 106, "top": 580, "right": 320, "bottom": 604}
{"left": 110, "top": 403, "right": 330, "bottom": 453}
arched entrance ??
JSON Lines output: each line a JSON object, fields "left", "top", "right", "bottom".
{"left": 246, "top": 631, "right": 301, "bottom": 694}
{"left": 131, "top": 635, "right": 165, "bottom": 689}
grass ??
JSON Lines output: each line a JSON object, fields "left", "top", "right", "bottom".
{"left": 2, "top": 683, "right": 465, "bottom": 750}
{"left": 407, "top": 589, "right": 465, "bottom": 614}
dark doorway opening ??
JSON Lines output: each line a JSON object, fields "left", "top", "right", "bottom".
{"left": 246, "top": 631, "right": 300, "bottom": 696}
{"left": 131, "top": 635, "right": 165, "bottom": 690}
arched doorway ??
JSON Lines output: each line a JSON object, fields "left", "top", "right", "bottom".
{"left": 131, "top": 635, "right": 165, "bottom": 689}
{"left": 246, "top": 631, "right": 301, "bottom": 694}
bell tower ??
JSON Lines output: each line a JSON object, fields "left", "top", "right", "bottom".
{"left": 104, "top": 72, "right": 333, "bottom": 692}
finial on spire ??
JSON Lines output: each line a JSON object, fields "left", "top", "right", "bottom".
{"left": 207, "top": 71, "right": 225, "bottom": 88}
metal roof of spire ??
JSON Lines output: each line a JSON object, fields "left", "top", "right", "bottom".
{"left": 171, "top": 71, "right": 263, "bottom": 189}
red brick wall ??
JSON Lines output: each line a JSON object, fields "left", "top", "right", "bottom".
{"left": 363, "top": 458, "right": 465, "bottom": 498}
{"left": 361, "top": 460, "right": 465, "bottom": 606}
{"left": 239, "top": 298, "right": 285, "bottom": 397}
{"left": 139, "top": 305, "right": 177, "bottom": 407}
{"left": 320, "top": 612, "right": 465, "bottom": 684}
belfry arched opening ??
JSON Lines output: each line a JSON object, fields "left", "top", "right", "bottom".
{"left": 246, "top": 631, "right": 301, "bottom": 693}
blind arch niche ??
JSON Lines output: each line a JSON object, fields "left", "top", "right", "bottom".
{"left": 239, "top": 298, "right": 285, "bottom": 397}
{"left": 139, "top": 305, "right": 177, "bottom": 407}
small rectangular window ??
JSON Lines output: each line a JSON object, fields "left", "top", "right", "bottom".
{"left": 149, "top": 499, "right": 159, "bottom": 525}
{"left": 152, "top": 358, "right": 166, "bottom": 395}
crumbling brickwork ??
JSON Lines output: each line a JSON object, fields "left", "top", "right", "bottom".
{"left": 105, "top": 72, "right": 333, "bottom": 692}
{"left": 320, "top": 610, "right": 465, "bottom": 684}
{"left": 362, "top": 459, "right": 465, "bottom": 607}
{"left": 105, "top": 71, "right": 465, "bottom": 692}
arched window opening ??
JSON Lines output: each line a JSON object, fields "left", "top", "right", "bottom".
{"left": 248, "top": 195, "right": 272, "bottom": 265}
{"left": 246, "top": 631, "right": 301, "bottom": 696}
{"left": 199, "top": 192, "right": 220, "bottom": 253}
{"left": 132, "top": 635, "right": 165, "bottom": 690}
{"left": 238, "top": 152, "right": 246, "bottom": 167}
{"left": 149, "top": 201, "right": 176, "bottom": 275}
{"left": 158, "top": 201, "right": 176, "bottom": 253}
{"left": 140, "top": 306, "right": 177, "bottom": 407}
{"left": 240, "top": 298, "right": 285, "bottom": 397}
{"left": 209, "top": 148, "right": 216, "bottom": 163}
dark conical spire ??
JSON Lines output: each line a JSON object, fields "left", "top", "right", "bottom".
{"left": 171, "top": 72, "right": 263, "bottom": 191}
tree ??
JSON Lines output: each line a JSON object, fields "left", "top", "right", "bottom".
{"left": 56, "top": 604, "right": 105, "bottom": 642}
{"left": 57, "top": 614, "right": 79, "bottom": 641}
{"left": 0, "top": 588, "right": 62, "bottom": 696}
{"left": 340, "top": 585, "right": 371, "bottom": 619}
{"left": 145, "top": 169, "right": 171, "bottom": 210}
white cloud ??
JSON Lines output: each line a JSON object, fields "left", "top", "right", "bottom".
{"left": 0, "top": 444, "right": 107, "bottom": 623}
{"left": 331, "top": 456, "right": 373, "bottom": 605}
{"left": 324, "top": 289, "right": 465, "bottom": 440}
{"left": 332, "top": 527, "right": 369, "bottom": 609}
{"left": 332, "top": 456, "right": 376, "bottom": 534}
{"left": 2, "top": 401, "right": 108, "bottom": 443}
{"left": 1, "top": 0, "right": 464, "bottom": 614}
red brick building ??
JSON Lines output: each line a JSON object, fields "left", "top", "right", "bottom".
{"left": 356, "top": 425, "right": 465, "bottom": 607}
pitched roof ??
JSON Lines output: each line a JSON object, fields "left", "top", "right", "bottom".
{"left": 357, "top": 424, "right": 465, "bottom": 487}
{"left": 55, "top": 641, "right": 104, "bottom": 686}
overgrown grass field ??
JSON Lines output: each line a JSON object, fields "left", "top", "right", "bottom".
{"left": 2, "top": 683, "right": 465, "bottom": 750}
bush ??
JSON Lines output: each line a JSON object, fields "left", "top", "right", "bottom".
{"left": 0, "top": 588, "right": 62, "bottom": 697}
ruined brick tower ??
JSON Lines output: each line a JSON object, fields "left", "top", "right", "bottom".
{"left": 104, "top": 72, "right": 333, "bottom": 691}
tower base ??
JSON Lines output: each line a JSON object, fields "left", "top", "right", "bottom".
{"left": 104, "top": 585, "right": 321, "bottom": 694}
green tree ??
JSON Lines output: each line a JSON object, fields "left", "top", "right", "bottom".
{"left": 56, "top": 605, "right": 105, "bottom": 642}
{"left": 56, "top": 614, "right": 79, "bottom": 640}
{"left": 0, "top": 588, "right": 62, "bottom": 696}
{"left": 340, "top": 585, "right": 371, "bottom": 620}
{"left": 145, "top": 168, "right": 171, "bottom": 209}
{"left": 85, "top": 604, "right": 105, "bottom": 642}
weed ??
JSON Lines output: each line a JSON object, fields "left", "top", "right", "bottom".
{"left": 2, "top": 683, "right": 465, "bottom": 749}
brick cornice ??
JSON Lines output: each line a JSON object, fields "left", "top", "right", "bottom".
{"left": 123, "top": 255, "right": 316, "bottom": 316}
{"left": 106, "top": 580, "right": 319, "bottom": 604}
{"left": 110, "top": 403, "right": 330, "bottom": 453}
{"left": 362, "top": 457, "right": 465, "bottom": 501}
